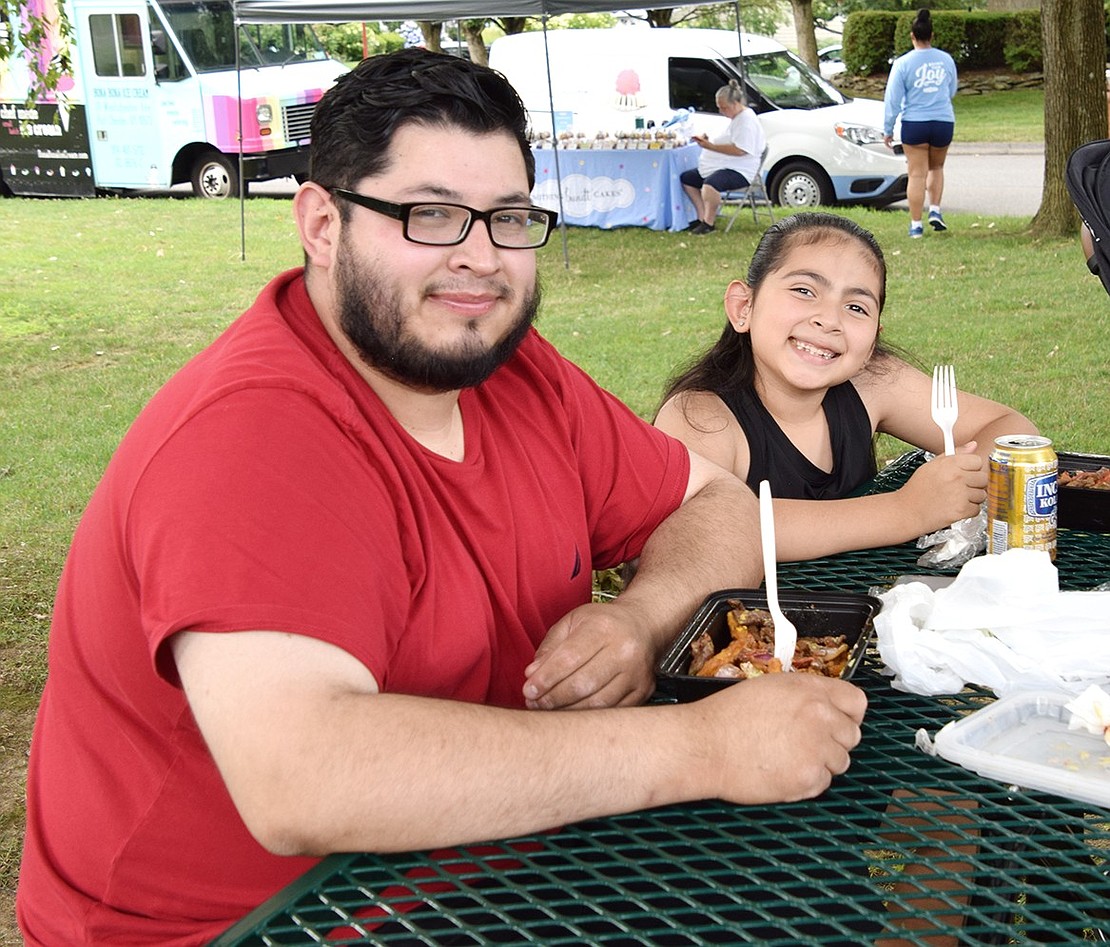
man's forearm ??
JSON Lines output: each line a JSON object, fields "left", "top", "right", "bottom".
{"left": 229, "top": 690, "right": 712, "bottom": 856}
{"left": 618, "top": 473, "right": 761, "bottom": 654}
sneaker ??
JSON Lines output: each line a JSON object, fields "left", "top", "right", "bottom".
{"left": 928, "top": 210, "right": 947, "bottom": 232}
{"left": 692, "top": 221, "right": 717, "bottom": 235}
{"left": 908, "top": 224, "right": 924, "bottom": 238}
{"left": 685, "top": 219, "right": 704, "bottom": 232}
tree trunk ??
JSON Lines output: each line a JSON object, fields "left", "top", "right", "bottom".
{"left": 461, "top": 20, "right": 487, "bottom": 65}
{"left": 789, "top": 0, "right": 819, "bottom": 71}
{"left": 646, "top": 9, "right": 674, "bottom": 28}
{"left": 1031, "top": 0, "right": 1106, "bottom": 236}
{"left": 419, "top": 21, "right": 443, "bottom": 53}
{"left": 495, "top": 17, "right": 528, "bottom": 37}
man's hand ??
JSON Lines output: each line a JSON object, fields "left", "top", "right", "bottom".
{"left": 523, "top": 600, "right": 658, "bottom": 710}
{"left": 694, "top": 674, "right": 868, "bottom": 804}
{"left": 899, "top": 443, "right": 987, "bottom": 534}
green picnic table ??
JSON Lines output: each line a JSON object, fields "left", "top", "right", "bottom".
{"left": 211, "top": 450, "right": 1110, "bottom": 946}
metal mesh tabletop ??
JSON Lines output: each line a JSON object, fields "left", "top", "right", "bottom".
{"left": 212, "top": 452, "right": 1110, "bottom": 947}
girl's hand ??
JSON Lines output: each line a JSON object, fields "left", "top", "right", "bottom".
{"left": 899, "top": 444, "right": 987, "bottom": 533}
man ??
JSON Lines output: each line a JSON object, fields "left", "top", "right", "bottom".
{"left": 17, "top": 50, "right": 866, "bottom": 946}
{"left": 681, "top": 80, "right": 767, "bottom": 235}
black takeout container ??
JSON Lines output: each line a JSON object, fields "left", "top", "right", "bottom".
{"left": 1056, "top": 451, "right": 1110, "bottom": 533}
{"left": 655, "top": 588, "right": 880, "bottom": 702}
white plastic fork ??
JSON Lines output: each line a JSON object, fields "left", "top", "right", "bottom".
{"left": 759, "top": 481, "right": 797, "bottom": 671}
{"left": 931, "top": 364, "right": 958, "bottom": 457}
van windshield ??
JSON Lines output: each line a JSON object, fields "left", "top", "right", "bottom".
{"left": 736, "top": 51, "right": 844, "bottom": 109}
{"left": 158, "top": 0, "right": 328, "bottom": 71}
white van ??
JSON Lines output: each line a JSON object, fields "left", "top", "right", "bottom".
{"left": 0, "top": 0, "right": 348, "bottom": 198}
{"left": 489, "top": 27, "right": 906, "bottom": 209}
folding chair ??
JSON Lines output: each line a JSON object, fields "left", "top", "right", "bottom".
{"left": 720, "top": 147, "right": 775, "bottom": 233}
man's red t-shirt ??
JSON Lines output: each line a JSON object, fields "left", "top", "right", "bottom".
{"left": 17, "top": 270, "right": 688, "bottom": 945}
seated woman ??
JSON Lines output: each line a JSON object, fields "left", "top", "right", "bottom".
{"left": 654, "top": 212, "right": 1038, "bottom": 562}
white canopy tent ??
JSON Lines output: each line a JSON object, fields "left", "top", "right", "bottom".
{"left": 228, "top": 0, "right": 747, "bottom": 261}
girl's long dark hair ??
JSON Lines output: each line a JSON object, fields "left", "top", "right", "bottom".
{"left": 659, "top": 213, "right": 892, "bottom": 416}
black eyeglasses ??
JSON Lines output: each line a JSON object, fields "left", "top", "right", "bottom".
{"left": 329, "top": 189, "right": 558, "bottom": 249}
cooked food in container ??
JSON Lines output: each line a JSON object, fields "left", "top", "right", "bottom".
{"left": 656, "top": 589, "right": 880, "bottom": 702}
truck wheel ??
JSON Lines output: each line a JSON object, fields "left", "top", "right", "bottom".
{"left": 191, "top": 152, "right": 241, "bottom": 199}
{"left": 770, "top": 161, "right": 834, "bottom": 209}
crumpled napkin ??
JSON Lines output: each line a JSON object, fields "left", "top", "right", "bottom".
{"left": 915, "top": 507, "right": 987, "bottom": 569}
{"left": 875, "top": 547, "right": 1110, "bottom": 697}
{"left": 1066, "top": 684, "right": 1110, "bottom": 746}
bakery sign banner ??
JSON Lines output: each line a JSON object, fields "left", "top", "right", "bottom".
{"left": 532, "top": 173, "right": 635, "bottom": 221}
{"left": 529, "top": 144, "right": 699, "bottom": 232}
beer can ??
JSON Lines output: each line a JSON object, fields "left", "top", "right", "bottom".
{"left": 986, "top": 435, "right": 1057, "bottom": 559}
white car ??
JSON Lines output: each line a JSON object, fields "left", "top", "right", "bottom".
{"left": 818, "top": 44, "right": 846, "bottom": 80}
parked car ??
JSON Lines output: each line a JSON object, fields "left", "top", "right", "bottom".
{"left": 818, "top": 44, "right": 846, "bottom": 80}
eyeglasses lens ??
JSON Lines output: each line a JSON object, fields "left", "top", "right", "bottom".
{"left": 406, "top": 204, "right": 551, "bottom": 248}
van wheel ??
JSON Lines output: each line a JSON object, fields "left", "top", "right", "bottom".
{"left": 191, "top": 152, "right": 243, "bottom": 199}
{"left": 770, "top": 161, "right": 834, "bottom": 208}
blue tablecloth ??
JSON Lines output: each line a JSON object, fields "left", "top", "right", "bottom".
{"left": 530, "top": 144, "right": 699, "bottom": 232}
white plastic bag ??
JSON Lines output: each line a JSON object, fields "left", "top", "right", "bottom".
{"left": 875, "top": 548, "right": 1110, "bottom": 697}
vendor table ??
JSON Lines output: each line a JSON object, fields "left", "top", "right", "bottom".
{"left": 212, "top": 452, "right": 1110, "bottom": 947}
{"left": 531, "top": 144, "right": 699, "bottom": 232}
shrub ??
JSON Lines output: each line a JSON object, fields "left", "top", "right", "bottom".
{"left": 1003, "top": 10, "right": 1043, "bottom": 73}
{"left": 845, "top": 8, "right": 1045, "bottom": 76}
{"left": 843, "top": 11, "right": 896, "bottom": 76}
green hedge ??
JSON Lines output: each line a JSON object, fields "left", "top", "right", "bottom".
{"left": 843, "top": 9, "right": 1044, "bottom": 76}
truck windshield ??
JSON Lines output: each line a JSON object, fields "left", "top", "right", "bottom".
{"left": 735, "top": 51, "right": 844, "bottom": 110}
{"left": 158, "top": 0, "right": 328, "bottom": 71}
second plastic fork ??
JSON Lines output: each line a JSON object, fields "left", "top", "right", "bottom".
{"left": 759, "top": 480, "right": 797, "bottom": 670}
{"left": 931, "top": 364, "right": 958, "bottom": 457}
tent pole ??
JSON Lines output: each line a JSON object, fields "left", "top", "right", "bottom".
{"left": 540, "top": 14, "right": 569, "bottom": 270}
{"left": 236, "top": 15, "right": 246, "bottom": 261}
{"left": 733, "top": 1, "right": 747, "bottom": 85}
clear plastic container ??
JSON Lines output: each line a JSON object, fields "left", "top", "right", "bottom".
{"left": 933, "top": 690, "right": 1110, "bottom": 809}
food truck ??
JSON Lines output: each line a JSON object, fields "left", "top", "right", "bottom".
{"left": 0, "top": 0, "right": 348, "bottom": 197}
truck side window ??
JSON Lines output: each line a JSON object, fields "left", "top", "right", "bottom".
{"left": 89, "top": 13, "right": 146, "bottom": 77}
{"left": 149, "top": 10, "right": 186, "bottom": 81}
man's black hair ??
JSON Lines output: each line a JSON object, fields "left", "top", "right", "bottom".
{"left": 308, "top": 48, "right": 534, "bottom": 196}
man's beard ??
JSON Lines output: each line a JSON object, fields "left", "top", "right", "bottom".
{"left": 336, "top": 241, "right": 540, "bottom": 392}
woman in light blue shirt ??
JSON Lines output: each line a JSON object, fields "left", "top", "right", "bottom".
{"left": 882, "top": 9, "right": 958, "bottom": 238}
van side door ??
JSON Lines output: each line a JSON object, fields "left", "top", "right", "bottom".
{"left": 76, "top": 2, "right": 164, "bottom": 188}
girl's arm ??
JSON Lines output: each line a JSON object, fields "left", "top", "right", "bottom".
{"left": 654, "top": 391, "right": 747, "bottom": 476}
{"left": 858, "top": 358, "right": 1038, "bottom": 464}
{"left": 655, "top": 363, "right": 1039, "bottom": 562}
{"left": 773, "top": 467, "right": 984, "bottom": 561}
{"left": 752, "top": 358, "right": 1039, "bottom": 562}
{"left": 654, "top": 386, "right": 982, "bottom": 561}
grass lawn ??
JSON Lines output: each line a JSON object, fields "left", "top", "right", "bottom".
{"left": 1, "top": 156, "right": 1106, "bottom": 937}
{"left": 953, "top": 86, "right": 1044, "bottom": 143}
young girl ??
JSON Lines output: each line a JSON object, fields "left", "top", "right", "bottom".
{"left": 654, "top": 213, "right": 1038, "bottom": 561}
